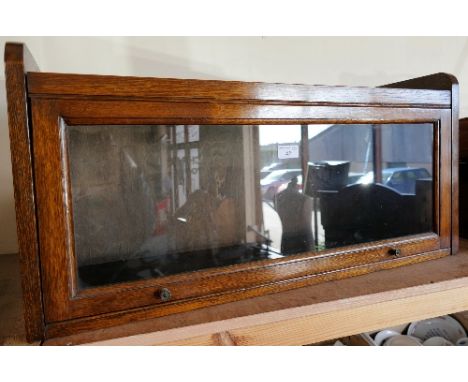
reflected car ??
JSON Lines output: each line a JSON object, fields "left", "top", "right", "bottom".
{"left": 260, "top": 169, "right": 302, "bottom": 200}
{"left": 260, "top": 162, "right": 283, "bottom": 179}
{"left": 355, "top": 167, "right": 431, "bottom": 194}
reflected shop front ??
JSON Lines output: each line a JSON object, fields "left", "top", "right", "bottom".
{"left": 66, "top": 123, "right": 434, "bottom": 289}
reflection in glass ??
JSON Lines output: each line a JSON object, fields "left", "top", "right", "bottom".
{"left": 66, "top": 123, "right": 433, "bottom": 289}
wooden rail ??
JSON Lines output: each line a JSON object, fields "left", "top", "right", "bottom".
{"left": 43, "top": 240, "right": 468, "bottom": 345}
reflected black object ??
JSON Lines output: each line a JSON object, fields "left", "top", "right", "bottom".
{"left": 320, "top": 183, "right": 431, "bottom": 248}
{"left": 304, "top": 161, "right": 350, "bottom": 196}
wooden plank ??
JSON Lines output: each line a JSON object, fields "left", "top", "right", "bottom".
{"left": 27, "top": 72, "right": 452, "bottom": 109}
{"left": 4, "top": 42, "right": 45, "bottom": 342}
{"left": 162, "top": 281, "right": 468, "bottom": 346}
{"left": 41, "top": 98, "right": 447, "bottom": 126}
{"left": 43, "top": 241, "right": 468, "bottom": 345}
{"left": 81, "top": 271, "right": 468, "bottom": 346}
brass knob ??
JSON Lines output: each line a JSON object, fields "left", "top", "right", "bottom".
{"left": 158, "top": 287, "right": 172, "bottom": 302}
{"left": 388, "top": 248, "right": 401, "bottom": 257}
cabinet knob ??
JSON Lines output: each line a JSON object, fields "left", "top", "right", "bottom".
{"left": 158, "top": 287, "right": 172, "bottom": 302}
{"left": 388, "top": 248, "right": 401, "bottom": 257}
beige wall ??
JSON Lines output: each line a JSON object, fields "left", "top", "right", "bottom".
{"left": 1, "top": 36, "right": 468, "bottom": 254}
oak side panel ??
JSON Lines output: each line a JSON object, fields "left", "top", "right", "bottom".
{"left": 4, "top": 42, "right": 44, "bottom": 342}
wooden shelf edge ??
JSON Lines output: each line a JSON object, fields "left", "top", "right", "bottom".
{"left": 80, "top": 275, "right": 468, "bottom": 345}
{"left": 42, "top": 242, "right": 468, "bottom": 346}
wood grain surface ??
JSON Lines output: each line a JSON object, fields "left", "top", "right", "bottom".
{"left": 43, "top": 241, "right": 468, "bottom": 345}
{"left": 27, "top": 72, "right": 451, "bottom": 108}
{"left": 4, "top": 42, "right": 44, "bottom": 342}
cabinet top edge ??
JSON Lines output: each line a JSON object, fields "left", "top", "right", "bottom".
{"left": 26, "top": 71, "right": 452, "bottom": 108}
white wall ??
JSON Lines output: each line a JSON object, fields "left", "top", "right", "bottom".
{"left": 1, "top": 36, "right": 468, "bottom": 254}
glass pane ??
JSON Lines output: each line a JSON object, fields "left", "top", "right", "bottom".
{"left": 66, "top": 123, "right": 433, "bottom": 289}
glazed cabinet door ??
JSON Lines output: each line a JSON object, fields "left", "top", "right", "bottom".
{"left": 30, "top": 97, "right": 451, "bottom": 325}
